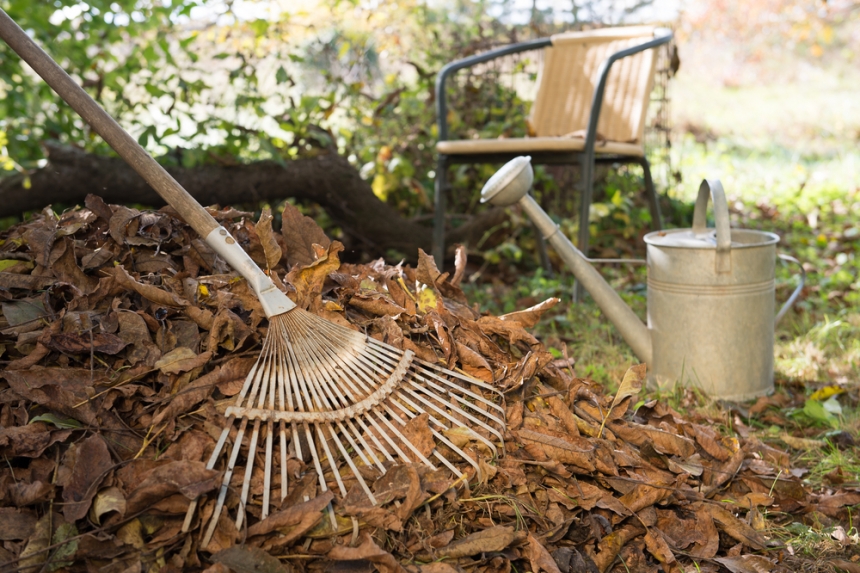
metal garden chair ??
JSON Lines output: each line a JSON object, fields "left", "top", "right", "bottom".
{"left": 432, "top": 26, "right": 674, "bottom": 275}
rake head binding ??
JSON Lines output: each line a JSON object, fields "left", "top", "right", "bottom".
{"left": 0, "top": 8, "right": 507, "bottom": 549}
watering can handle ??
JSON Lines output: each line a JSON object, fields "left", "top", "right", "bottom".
{"left": 692, "top": 179, "right": 732, "bottom": 273}
{"left": 775, "top": 254, "right": 806, "bottom": 325}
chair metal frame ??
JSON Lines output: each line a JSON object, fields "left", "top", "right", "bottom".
{"left": 432, "top": 28, "right": 674, "bottom": 268}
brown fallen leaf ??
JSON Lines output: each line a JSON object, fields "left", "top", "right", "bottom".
{"left": 516, "top": 428, "right": 595, "bottom": 472}
{"left": 40, "top": 331, "right": 127, "bottom": 356}
{"left": 421, "top": 525, "right": 515, "bottom": 560}
{"left": 401, "top": 413, "right": 436, "bottom": 460}
{"left": 62, "top": 434, "right": 113, "bottom": 522}
{"left": 714, "top": 555, "right": 776, "bottom": 573}
{"left": 0, "top": 424, "right": 73, "bottom": 459}
{"left": 349, "top": 292, "right": 408, "bottom": 317}
{"left": 372, "top": 465, "right": 428, "bottom": 522}
{"left": 255, "top": 207, "right": 283, "bottom": 271}
{"left": 125, "top": 461, "right": 220, "bottom": 515}
{"left": 247, "top": 490, "right": 333, "bottom": 543}
{"left": 699, "top": 503, "right": 768, "bottom": 550}
{"left": 598, "top": 363, "right": 646, "bottom": 438}
{"left": 0, "top": 507, "right": 37, "bottom": 540}
{"left": 499, "top": 297, "right": 560, "bottom": 328}
{"left": 154, "top": 348, "right": 212, "bottom": 375}
{"left": 326, "top": 532, "right": 406, "bottom": 573}
{"left": 525, "top": 534, "right": 563, "bottom": 573}
{"left": 643, "top": 529, "right": 679, "bottom": 572}
{"left": 656, "top": 506, "right": 719, "bottom": 558}
{"left": 17, "top": 513, "right": 52, "bottom": 573}
{"left": 51, "top": 238, "right": 99, "bottom": 294}
{"left": 286, "top": 241, "right": 344, "bottom": 308}
{"left": 112, "top": 265, "right": 189, "bottom": 308}
{"left": 477, "top": 315, "right": 540, "bottom": 346}
{"left": 212, "top": 546, "right": 286, "bottom": 573}
{"left": 610, "top": 422, "right": 696, "bottom": 457}
{"left": 280, "top": 201, "right": 331, "bottom": 268}
{"left": 591, "top": 523, "right": 645, "bottom": 573}
{"left": 451, "top": 244, "right": 467, "bottom": 286}
{"left": 89, "top": 486, "right": 127, "bottom": 525}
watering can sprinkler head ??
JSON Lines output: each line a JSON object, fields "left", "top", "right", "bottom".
{"left": 481, "top": 155, "right": 533, "bottom": 206}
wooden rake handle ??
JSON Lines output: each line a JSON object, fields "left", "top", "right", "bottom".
{"left": 0, "top": 9, "right": 219, "bottom": 239}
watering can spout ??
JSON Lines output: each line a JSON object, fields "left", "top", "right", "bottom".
{"left": 481, "top": 157, "right": 652, "bottom": 364}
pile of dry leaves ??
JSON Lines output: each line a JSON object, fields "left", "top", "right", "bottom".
{"left": 1, "top": 197, "right": 858, "bottom": 573}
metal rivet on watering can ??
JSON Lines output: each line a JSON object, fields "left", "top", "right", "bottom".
{"left": 482, "top": 157, "right": 805, "bottom": 401}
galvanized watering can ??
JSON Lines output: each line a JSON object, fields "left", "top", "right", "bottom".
{"left": 481, "top": 156, "right": 805, "bottom": 400}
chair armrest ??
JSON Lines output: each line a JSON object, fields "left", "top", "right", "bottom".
{"left": 582, "top": 29, "right": 674, "bottom": 161}
{"left": 435, "top": 38, "right": 552, "bottom": 143}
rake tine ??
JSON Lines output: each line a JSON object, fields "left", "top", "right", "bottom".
{"left": 336, "top": 420, "right": 373, "bottom": 468}
{"left": 365, "top": 410, "right": 413, "bottom": 465}
{"left": 302, "top": 421, "right": 330, "bottom": 502}
{"left": 182, "top": 421, "right": 232, "bottom": 533}
{"left": 273, "top": 321, "right": 304, "bottom": 473}
{"left": 373, "top": 408, "right": 437, "bottom": 469}
{"left": 399, "top": 382, "right": 499, "bottom": 457}
{"left": 327, "top": 424, "right": 377, "bottom": 504}
{"left": 358, "top": 343, "right": 506, "bottom": 429}
{"left": 202, "top": 417, "right": 249, "bottom": 547}
{"left": 408, "top": 374, "right": 505, "bottom": 442}
{"left": 283, "top": 328, "right": 357, "bottom": 503}
{"left": 354, "top": 415, "right": 397, "bottom": 466}
{"left": 412, "top": 366, "right": 507, "bottom": 425}
{"left": 236, "top": 419, "right": 262, "bottom": 531}
{"left": 382, "top": 396, "right": 471, "bottom": 476}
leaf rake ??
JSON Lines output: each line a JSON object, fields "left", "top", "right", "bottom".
{"left": 0, "top": 10, "right": 506, "bottom": 547}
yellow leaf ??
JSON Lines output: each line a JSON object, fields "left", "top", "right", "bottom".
{"left": 416, "top": 286, "right": 437, "bottom": 313}
{"left": 809, "top": 385, "right": 845, "bottom": 401}
{"left": 371, "top": 173, "right": 388, "bottom": 200}
{"left": 198, "top": 284, "right": 210, "bottom": 298}
{"left": 396, "top": 277, "right": 417, "bottom": 302}
{"left": 0, "top": 259, "right": 32, "bottom": 272}
{"left": 23, "top": 176, "right": 31, "bottom": 189}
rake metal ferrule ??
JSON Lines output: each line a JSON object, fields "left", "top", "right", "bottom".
{"left": 205, "top": 226, "right": 297, "bottom": 317}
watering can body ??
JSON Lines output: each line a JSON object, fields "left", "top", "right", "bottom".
{"left": 645, "top": 228, "right": 779, "bottom": 399}
{"left": 480, "top": 157, "right": 804, "bottom": 400}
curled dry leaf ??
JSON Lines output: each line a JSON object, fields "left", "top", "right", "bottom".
{"left": 280, "top": 201, "right": 331, "bottom": 268}
{"left": 255, "top": 207, "right": 282, "bottom": 271}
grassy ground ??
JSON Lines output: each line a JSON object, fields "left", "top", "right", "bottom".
{"left": 463, "top": 63, "right": 860, "bottom": 554}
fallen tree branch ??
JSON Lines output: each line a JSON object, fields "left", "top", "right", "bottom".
{"left": 0, "top": 142, "right": 505, "bottom": 259}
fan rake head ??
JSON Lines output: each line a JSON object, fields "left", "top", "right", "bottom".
{"left": 183, "top": 307, "right": 506, "bottom": 547}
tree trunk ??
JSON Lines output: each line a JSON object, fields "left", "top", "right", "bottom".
{"left": 0, "top": 143, "right": 506, "bottom": 260}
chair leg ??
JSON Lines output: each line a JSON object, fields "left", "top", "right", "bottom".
{"left": 533, "top": 220, "right": 554, "bottom": 277}
{"left": 640, "top": 156, "right": 663, "bottom": 231}
{"left": 432, "top": 156, "right": 448, "bottom": 264}
{"left": 574, "top": 157, "right": 595, "bottom": 302}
